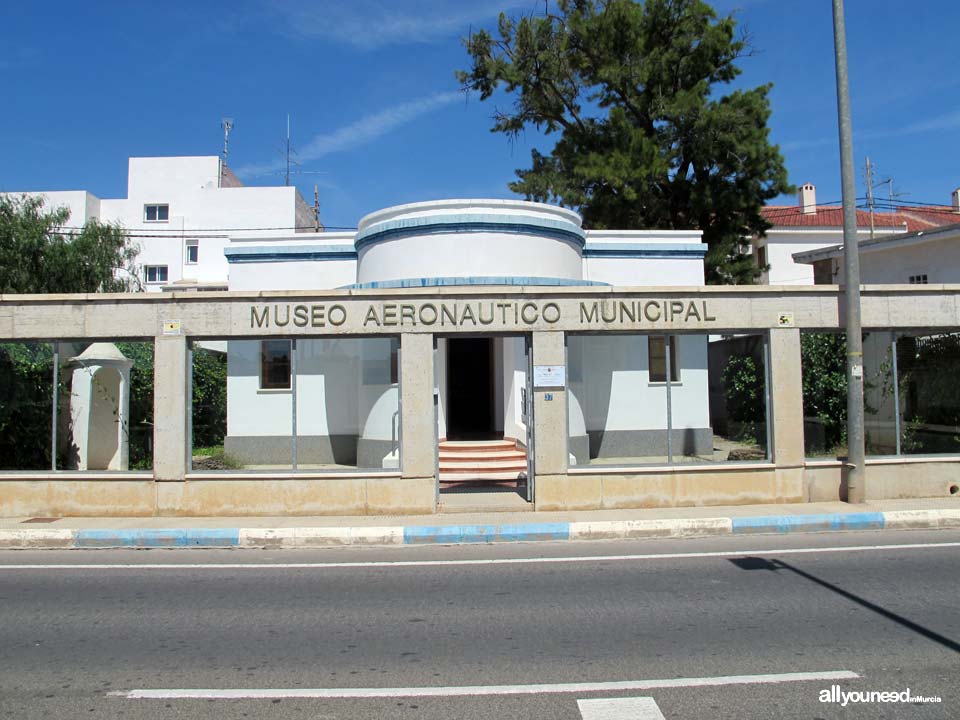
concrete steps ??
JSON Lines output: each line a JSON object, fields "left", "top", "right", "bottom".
{"left": 438, "top": 439, "right": 528, "bottom": 489}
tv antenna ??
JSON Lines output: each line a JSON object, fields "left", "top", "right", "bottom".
{"left": 221, "top": 118, "right": 234, "bottom": 166}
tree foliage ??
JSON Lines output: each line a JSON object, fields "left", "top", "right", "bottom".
{"left": 801, "top": 333, "right": 847, "bottom": 452}
{"left": 721, "top": 353, "right": 765, "bottom": 444}
{"left": 0, "top": 194, "right": 138, "bottom": 293}
{"left": 191, "top": 347, "right": 228, "bottom": 449}
{"left": 0, "top": 195, "right": 148, "bottom": 468}
{"left": 458, "top": 0, "right": 792, "bottom": 283}
{"left": 0, "top": 343, "right": 54, "bottom": 470}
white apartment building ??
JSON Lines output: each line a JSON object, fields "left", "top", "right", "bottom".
{"left": 6, "top": 156, "right": 315, "bottom": 291}
{"left": 754, "top": 183, "right": 959, "bottom": 285}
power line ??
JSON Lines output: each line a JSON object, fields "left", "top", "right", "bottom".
{"left": 55, "top": 224, "right": 358, "bottom": 233}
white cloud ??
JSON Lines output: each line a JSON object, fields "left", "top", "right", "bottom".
{"left": 780, "top": 109, "right": 960, "bottom": 154}
{"left": 235, "top": 91, "right": 463, "bottom": 177}
{"left": 265, "top": 0, "right": 527, "bottom": 50}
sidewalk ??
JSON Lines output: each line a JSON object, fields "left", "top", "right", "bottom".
{"left": 1, "top": 497, "right": 958, "bottom": 549}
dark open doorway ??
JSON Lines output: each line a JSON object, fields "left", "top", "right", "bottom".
{"left": 446, "top": 337, "right": 497, "bottom": 440}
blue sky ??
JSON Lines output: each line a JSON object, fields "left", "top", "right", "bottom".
{"left": 1, "top": 0, "right": 958, "bottom": 229}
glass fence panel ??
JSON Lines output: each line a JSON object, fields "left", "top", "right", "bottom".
{"left": 298, "top": 337, "right": 399, "bottom": 471}
{"left": 691, "top": 333, "right": 769, "bottom": 464}
{"left": 0, "top": 340, "right": 153, "bottom": 472}
{"left": 190, "top": 341, "right": 232, "bottom": 470}
{"left": 113, "top": 341, "right": 154, "bottom": 471}
{"left": 567, "top": 334, "right": 670, "bottom": 466}
{"left": 801, "top": 332, "right": 847, "bottom": 458}
{"left": 863, "top": 331, "right": 898, "bottom": 456}
{"left": 568, "top": 333, "right": 768, "bottom": 467}
{"left": 0, "top": 342, "right": 54, "bottom": 470}
{"left": 897, "top": 332, "right": 960, "bottom": 455}
{"left": 195, "top": 337, "right": 399, "bottom": 472}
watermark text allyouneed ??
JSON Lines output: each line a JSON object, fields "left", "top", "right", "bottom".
{"left": 820, "top": 685, "right": 941, "bottom": 707}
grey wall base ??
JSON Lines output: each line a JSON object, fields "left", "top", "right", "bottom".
{"left": 357, "top": 438, "right": 397, "bottom": 469}
{"left": 224, "top": 435, "right": 359, "bottom": 466}
{"left": 586, "top": 428, "right": 713, "bottom": 460}
{"left": 569, "top": 435, "right": 590, "bottom": 465}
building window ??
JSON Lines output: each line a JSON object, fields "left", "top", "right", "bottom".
{"left": 144, "top": 265, "right": 168, "bottom": 284}
{"left": 648, "top": 335, "right": 679, "bottom": 383}
{"left": 185, "top": 240, "right": 199, "bottom": 264}
{"left": 260, "top": 340, "right": 291, "bottom": 390}
{"left": 144, "top": 204, "right": 169, "bottom": 222}
{"left": 908, "top": 274, "right": 928, "bottom": 284}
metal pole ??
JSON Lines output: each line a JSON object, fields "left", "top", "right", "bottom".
{"left": 290, "top": 339, "right": 298, "bottom": 470}
{"left": 891, "top": 336, "right": 901, "bottom": 456}
{"left": 51, "top": 343, "right": 59, "bottom": 471}
{"left": 832, "top": 0, "right": 867, "bottom": 503}
{"left": 763, "top": 335, "right": 773, "bottom": 461}
{"left": 186, "top": 342, "right": 194, "bottom": 472}
{"left": 665, "top": 336, "right": 674, "bottom": 464}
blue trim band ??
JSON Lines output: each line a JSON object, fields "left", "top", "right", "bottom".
{"left": 75, "top": 528, "right": 240, "bottom": 548}
{"left": 225, "top": 245, "right": 357, "bottom": 264}
{"left": 583, "top": 243, "right": 708, "bottom": 259}
{"left": 355, "top": 217, "right": 586, "bottom": 251}
{"left": 343, "top": 276, "right": 609, "bottom": 289}
{"left": 731, "top": 513, "right": 884, "bottom": 534}
{"left": 403, "top": 522, "right": 570, "bottom": 544}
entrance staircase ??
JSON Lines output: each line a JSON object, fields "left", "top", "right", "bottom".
{"left": 438, "top": 439, "right": 527, "bottom": 490}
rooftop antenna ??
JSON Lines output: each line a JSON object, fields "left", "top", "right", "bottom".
{"left": 221, "top": 118, "right": 234, "bottom": 166}
{"left": 284, "top": 114, "right": 300, "bottom": 186}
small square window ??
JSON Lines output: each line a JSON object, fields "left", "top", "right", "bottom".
{"left": 144, "top": 265, "right": 168, "bottom": 284}
{"left": 186, "top": 241, "right": 199, "bottom": 264}
{"left": 648, "top": 335, "right": 680, "bottom": 383}
{"left": 260, "top": 340, "right": 291, "bottom": 390}
{"left": 144, "top": 204, "right": 169, "bottom": 222}
{"left": 908, "top": 274, "right": 928, "bottom": 284}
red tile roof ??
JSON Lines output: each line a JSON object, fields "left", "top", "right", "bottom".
{"left": 761, "top": 205, "right": 959, "bottom": 232}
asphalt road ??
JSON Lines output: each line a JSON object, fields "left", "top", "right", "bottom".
{"left": 0, "top": 529, "right": 958, "bottom": 719}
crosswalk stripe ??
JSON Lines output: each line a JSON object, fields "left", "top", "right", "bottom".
{"left": 578, "top": 696, "right": 666, "bottom": 720}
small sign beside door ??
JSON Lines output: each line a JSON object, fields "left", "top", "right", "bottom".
{"left": 533, "top": 365, "right": 566, "bottom": 388}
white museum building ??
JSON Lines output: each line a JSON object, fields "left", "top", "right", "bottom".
{"left": 222, "top": 197, "right": 710, "bottom": 471}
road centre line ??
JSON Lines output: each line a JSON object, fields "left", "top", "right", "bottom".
{"left": 109, "top": 670, "right": 859, "bottom": 699}
{"left": 2, "top": 541, "right": 958, "bottom": 570}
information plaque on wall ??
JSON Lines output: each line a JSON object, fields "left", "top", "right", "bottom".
{"left": 533, "top": 365, "right": 566, "bottom": 388}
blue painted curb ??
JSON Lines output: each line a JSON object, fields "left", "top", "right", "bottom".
{"left": 731, "top": 512, "right": 885, "bottom": 535}
{"left": 403, "top": 522, "right": 570, "bottom": 544}
{"left": 74, "top": 528, "right": 240, "bottom": 548}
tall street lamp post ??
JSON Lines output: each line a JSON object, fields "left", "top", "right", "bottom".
{"left": 832, "top": 0, "right": 866, "bottom": 503}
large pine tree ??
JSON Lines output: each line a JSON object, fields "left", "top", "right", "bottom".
{"left": 458, "top": 0, "right": 792, "bottom": 284}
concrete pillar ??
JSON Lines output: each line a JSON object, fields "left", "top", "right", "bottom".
{"left": 532, "top": 331, "right": 568, "bottom": 475}
{"left": 399, "top": 333, "right": 436, "bottom": 480}
{"left": 153, "top": 335, "right": 188, "bottom": 482}
{"left": 768, "top": 328, "right": 805, "bottom": 468}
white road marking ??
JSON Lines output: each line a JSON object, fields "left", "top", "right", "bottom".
{"left": 3, "top": 541, "right": 959, "bottom": 570}
{"left": 578, "top": 696, "right": 666, "bottom": 720}
{"left": 109, "top": 670, "right": 858, "bottom": 699}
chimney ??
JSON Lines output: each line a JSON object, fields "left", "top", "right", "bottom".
{"left": 799, "top": 183, "right": 817, "bottom": 214}
{"left": 952, "top": 188, "right": 960, "bottom": 214}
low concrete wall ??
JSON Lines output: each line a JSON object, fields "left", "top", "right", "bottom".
{"left": 0, "top": 475, "right": 435, "bottom": 517}
{"left": 538, "top": 465, "right": 801, "bottom": 510}
{"left": 805, "top": 459, "right": 960, "bottom": 502}
{"left": 0, "top": 478, "right": 156, "bottom": 517}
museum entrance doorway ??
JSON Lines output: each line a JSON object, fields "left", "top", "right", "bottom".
{"left": 435, "top": 335, "right": 535, "bottom": 507}
{"left": 446, "top": 337, "right": 496, "bottom": 440}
